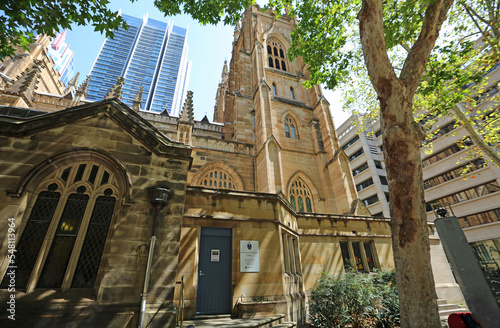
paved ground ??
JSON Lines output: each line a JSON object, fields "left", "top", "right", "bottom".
{"left": 177, "top": 314, "right": 285, "bottom": 327}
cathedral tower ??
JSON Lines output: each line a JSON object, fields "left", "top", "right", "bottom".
{"left": 220, "top": 6, "right": 359, "bottom": 215}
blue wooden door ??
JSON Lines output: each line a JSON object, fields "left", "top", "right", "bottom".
{"left": 196, "top": 227, "right": 232, "bottom": 314}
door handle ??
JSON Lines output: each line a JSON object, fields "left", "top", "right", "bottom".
{"left": 199, "top": 270, "right": 204, "bottom": 276}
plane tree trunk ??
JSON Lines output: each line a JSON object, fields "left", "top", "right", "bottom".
{"left": 358, "top": 0, "right": 454, "bottom": 326}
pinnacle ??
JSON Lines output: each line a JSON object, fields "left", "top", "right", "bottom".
{"left": 132, "top": 86, "right": 144, "bottom": 112}
{"left": 4, "top": 61, "right": 44, "bottom": 103}
{"left": 179, "top": 91, "right": 194, "bottom": 122}
{"left": 64, "top": 72, "right": 80, "bottom": 94}
{"left": 105, "top": 76, "right": 125, "bottom": 100}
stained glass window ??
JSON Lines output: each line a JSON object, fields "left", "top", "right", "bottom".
{"left": 0, "top": 184, "right": 60, "bottom": 289}
{"left": 38, "top": 186, "right": 89, "bottom": 288}
{"left": 289, "top": 178, "right": 313, "bottom": 213}
{"left": 1, "top": 160, "right": 118, "bottom": 291}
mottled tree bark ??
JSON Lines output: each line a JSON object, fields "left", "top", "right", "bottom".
{"left": 358, "top": 0, "right": 453, "bottom": 327}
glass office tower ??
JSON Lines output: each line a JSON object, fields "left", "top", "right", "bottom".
{"left": 86, "top": 13, "right": 191, "bottom": 116}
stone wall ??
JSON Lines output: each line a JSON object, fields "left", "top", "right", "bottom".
{"left": 0, "top": 102, "right": 191, "bottom": 327}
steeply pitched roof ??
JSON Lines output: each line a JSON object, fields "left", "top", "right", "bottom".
{"left": 0, "top": 98, "right": 192, "bottom": 162}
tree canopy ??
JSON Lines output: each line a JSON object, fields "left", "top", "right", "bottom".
{"left": 0, "top": 0, "right": 129, "bottom": 58}
{"left": 300, "top": 0, "right": 500, "bottom": 167}
{"left": 0, "top": 0, "right": 255, "bottom": 59}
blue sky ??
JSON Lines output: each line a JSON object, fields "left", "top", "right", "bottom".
{"left": 65, "top": 1, "right": 349, "bottom": 126}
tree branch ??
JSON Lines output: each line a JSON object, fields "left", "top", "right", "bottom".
{"left": 463, "top": 4, "right": 487, "bottom": 37}
{"left": 463, "top": 3, "right": 493, "bottom": 27}
{"left": 400, "top": 0, "right": 454, "bottom": 94}
{"left": 358, "top": 0, "right": 399, "bottom": 95}
{"left": 452, "top": 104, "right": 500, "bottom": 167}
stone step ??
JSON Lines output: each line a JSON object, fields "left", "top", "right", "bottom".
{"left": 437, "top": 299, "right": 447, "bottom": 305}
{"left": 190, "top": 314, "right": 232, "bottom": 321}
{"left": 439, "top": 303, "right": 465, "bottom": 311}
{"left": 178, "top": 314, "right": 285, "bottom": 328}
{"left": 272, "top": 323, "right": 296, "bottom": 328}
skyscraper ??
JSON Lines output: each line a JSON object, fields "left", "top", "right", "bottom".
{"left": 46, "top": 30, "right": 76, "bottom": 86}
{"left": 86, "top": 13, "right": 191, "bottom": 115}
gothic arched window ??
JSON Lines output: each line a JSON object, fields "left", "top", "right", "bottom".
{"left": 201, "top": 169, "right": 237, "bottom": 189}
{"left": 1, "top": 161, "right": 119, "bottom": 291}
{"left": 284, "top": 116, "right": 298, "bottom": 139}
{"left": 267, "top": 38, "right": 287, "bottom": 72}
{"left": 289, "top": 178, "right": 313, "bottom": 213}
{"left": 290, "top": 87, "right": 295, "bottom": 100}
{"left": 273, "top": 83, "right": 277, "bottom": 95}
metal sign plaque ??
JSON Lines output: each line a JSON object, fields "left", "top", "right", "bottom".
{"left": 240, "top": 240, "right": 259, "bottom": 272}
{"left": 211, "top": 249, "right": 220, "bottom": 262}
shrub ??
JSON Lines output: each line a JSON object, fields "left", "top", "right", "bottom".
{"left": 309, "top": 269, "right": 400, "bottom": 328}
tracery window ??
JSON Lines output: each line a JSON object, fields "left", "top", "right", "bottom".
{"left": 0, "top": 161, "right": 118, "bottom": 290}
{"left": 267, "top": 38, "right": 287, "bottom": 72}
{"left": 289, "top": 178, "right": 313, "bottom": 213}
{"left": 284, "top": 116, "right": 298, "bottom": 139}
{"left": 200, "top": 169, "right": 237, "bottom": 189}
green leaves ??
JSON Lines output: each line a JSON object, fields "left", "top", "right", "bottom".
{"left": 285, "top": 0, "right": 361, "bottom": 89}
{"left": 154, "top": 0, "right": 255, "bottom": 26}
{"left": 0, "top": 0, "right": 126, "bottom": 59}
{"left": 382, "top": 0, "right": 428, "bottom": 49}
{"left": 310, "top": 270, "right": 400, "bottom": 328}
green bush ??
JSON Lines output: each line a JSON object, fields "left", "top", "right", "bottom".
{"left": 309, "top": 269, "right": 400, "bottom": 328}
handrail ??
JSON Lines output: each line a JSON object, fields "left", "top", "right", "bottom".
{"left": 179, "top": 275, "right": 185, "bottom": 328}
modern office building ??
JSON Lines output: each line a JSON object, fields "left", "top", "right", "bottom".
{"left": 86, "top": 13, "right": 191, "bottom": 115}
{"left": 337, "top": 118, "right": 391, "bottom": 218}
{"left": 46, "top": 30, "right": 76, "bottom": 86}
{"left": 337, "top": 65, "right": 500, "bottom": 307}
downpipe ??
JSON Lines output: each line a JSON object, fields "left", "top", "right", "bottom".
{"left": 138, "top": 188, "right": 170, "bottom": 328}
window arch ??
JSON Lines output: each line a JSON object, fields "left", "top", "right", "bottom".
{"left": 284, "top": 116, "right": 298, "bottom": 139}
{"left": 267, "top": 38, "right": 287, "bottom": 72}
{"left": 1, "top": 160, "right": 120, "bottom": 291}
{"left": 272, "top": 83, "right": 277, "bottom": 95}
{"left": 200, "top": 169, "right": 237, "bottom": 189}
{"left": 290, "top": 87, "right": 295, "bottom": 100}
{"left": 289, "top": 178, "right": 313, "bottom": 213}
{"left": 192, "top": 161, "right": 244, "bottom": 191}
